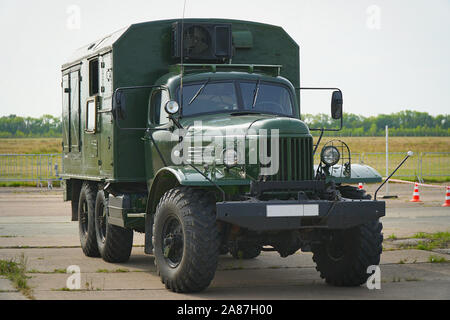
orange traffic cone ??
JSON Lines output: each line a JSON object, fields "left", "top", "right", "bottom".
{"left": 442, "top": 186, "right": 450, "bottom": 207}
{"left": 358, "top": 183, "right": 363, "bottom": 190}
{"left": 410, "top": 183, "right": 422, "bottom": 202}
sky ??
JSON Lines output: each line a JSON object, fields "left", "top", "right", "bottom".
{"left": 0, "top": 0, "right": 449, "bottom": 118}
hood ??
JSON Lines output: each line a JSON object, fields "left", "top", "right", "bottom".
{"left": 179, "top": 113, "right": 310, "bottom": 137}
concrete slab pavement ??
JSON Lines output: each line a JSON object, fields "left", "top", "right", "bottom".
{"left": 0, "top": 184, "right": 449, "bottom": 300}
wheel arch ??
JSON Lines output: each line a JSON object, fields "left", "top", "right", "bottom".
{"left": 146, "top": 168, "right": 182, "bottom": 217}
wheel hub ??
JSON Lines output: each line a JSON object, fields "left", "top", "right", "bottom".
{"left": 98, "top": 205, "right": 107, "bottom": 242}
{"left": 80, "top": 200, "right": 89, "bottom": 235}
{"left": 162, "top": 216, "right": 184, "bottom": 268}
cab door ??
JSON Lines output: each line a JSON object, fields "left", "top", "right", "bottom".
{"left": 62, "top": 74, "right": 71, "bottom": 153}
{"left": 144, "top": 88, "right": 174, "bottom": 186}
{"left": 69, "top": 70, "right": 81, "bottom": 153}
{"left": 62, "top": 69, "right": 81, "bottom": 154}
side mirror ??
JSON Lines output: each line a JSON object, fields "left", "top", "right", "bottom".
{"left": 112, "top": 90, "right": 127, "bottom": 120}
{"left": 165, "top": 100, "right": 180, "bottom": 115}
{"left": 331, "top": 90, "right": 343, "bottom": 120}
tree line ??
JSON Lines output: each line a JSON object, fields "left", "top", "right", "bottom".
{"left": 304, "top": 110, "right": 449, "bottom": 136}
{"left": 0, "top": 114, "right": 62, "bottom": 138}
{"left": 0, "top": 110, "right": 448, "bottom": 137}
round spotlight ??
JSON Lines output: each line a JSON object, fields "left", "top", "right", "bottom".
{"left": 165, "top": 100, "right": 180, "bottom": 115}
{"left": 321, "top": 146, "right": 340, "bottom": 166}
{"left": 223, "top": 149, "right": 238, "bottom": 168}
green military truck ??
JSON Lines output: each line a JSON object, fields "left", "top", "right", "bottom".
{"left": 61, "top": 19, "right": 384, "bottom": 293}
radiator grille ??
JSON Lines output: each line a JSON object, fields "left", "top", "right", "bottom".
{"left": 263, "top": 137, "right": 314, "bottom": 181}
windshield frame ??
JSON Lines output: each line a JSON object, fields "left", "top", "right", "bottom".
{"left": 175, "top": 79, "right": 297, "bottom": 119}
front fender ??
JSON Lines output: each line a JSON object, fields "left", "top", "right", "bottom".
{"left": 153, "top": 166, "right": 252, "bottom": 187}
{"left": 314, "top": 164, "right": 382, "bottom": 184}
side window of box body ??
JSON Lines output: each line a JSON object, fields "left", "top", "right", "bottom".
{"left": 85, "top": 58, "right": 101, "bottom": 134}
{"left": 70, "top": 71, "right": 81, "bottom": 150}
{"left": 89, "top": 59, "right": 99, "bottom": 97}
{"left": 85, "top": 98, "right": 98, "bottom": 133}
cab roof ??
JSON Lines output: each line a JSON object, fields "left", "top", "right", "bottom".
{"left": 160, "top": 71, "right": 296, "bottom": 94}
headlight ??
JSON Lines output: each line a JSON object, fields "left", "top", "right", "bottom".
{"left": 223, "top": 149, "right": 238, "bottom": 168}
{"left": 321, "top": 146, "right": 340, "bottom": 166}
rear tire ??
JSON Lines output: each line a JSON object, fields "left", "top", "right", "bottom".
{"left": 94, "top": 190, "right": 133, "bottom": 263}
{"left": 229, "top": 241, "right": 262, "bottom": 260}
{"left": 78, "top": 182, "right": 100, "bottom": 257}
{"left": 153, "top": 187, "right": 219, "bottom": 293}
{"left": 312, "top": 220, "right": 383, "bottom": 286}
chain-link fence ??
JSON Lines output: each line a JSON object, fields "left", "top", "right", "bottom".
{"left": 0, "top": 154, "right": 62, "bottom": 187}
{"left": 0, "top": 152, "right": 448, "bottom": 185}
{"left": 314, "top": 151, "right": 449, "bottom": 180}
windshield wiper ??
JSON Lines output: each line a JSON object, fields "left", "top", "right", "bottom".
{"left": 251, "top": 79, "right": 261, "bottom": 108}
{"left": 188, "top": 79, "right": 210, "bottom": 105}
{"left": 230, "top": 111, "right": 279, "bottom": 118}
{"left": 230, "top": 111, "right": 262, "bottom": 116}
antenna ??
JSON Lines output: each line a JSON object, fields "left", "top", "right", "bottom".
{"left": 179, "top": 0, "right": 187, "bottom": 118}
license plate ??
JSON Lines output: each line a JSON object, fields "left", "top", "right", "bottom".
{"left": 266, "top": 204, "right": 319, "bottom": 217}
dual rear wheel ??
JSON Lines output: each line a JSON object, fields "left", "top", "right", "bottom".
{"left": 77, "top": 183, "right": 221, "bottom": 293}
{"left": 78, "top": 182, "right": 133, "bottom": 263}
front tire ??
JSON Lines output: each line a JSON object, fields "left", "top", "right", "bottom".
{"left": 94, "top": 190, "right": 133, "bottom": 263}
{"left": 153, "top": 187, "right": 219, "bottom": 293}
{"left": 312, "top": 220, "right": 383, "bottom": 286}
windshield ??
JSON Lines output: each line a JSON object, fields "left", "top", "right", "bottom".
{"left": 176, "top": 80, "right": 294, "bottom": 117}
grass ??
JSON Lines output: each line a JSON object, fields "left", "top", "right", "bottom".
{"left": 0, "top": 138, "right": 61, "bottom": 154}
{"left": 388, "top": 234, "right": 398, "bottom": 240}
{"left": 315, "top": 137, "right": 450, "bottom": 154}
{"left": 2, "top": 137, "right": 448, "bottom": 155}
{"left": 404, "top": 277, "right": 420, "bottom": 282}
{"left": 52, "top": 287, "right": 73, "bottom": 292}
{"left": 53, "top": 268, "right": 66, "bottom": 274}
{"left": 96, "top": 269, "right": 109, "bottom": 273}
{"left": 314, "top": 137, "right": 450, "bottom": 183}
{"left": 0, "top": 254, "right": 33, "bottom": 299}
{"left": 428, "top": 255, "right": 449, "bottom": 263}
{"left": 411, "top": 232, "right": 450, "bottom": 251}
{"left": 96, "top": 268, "right": 130, "bottom": 273}
{"left": 0, "top": 181, "right": 61, "bottom": 188}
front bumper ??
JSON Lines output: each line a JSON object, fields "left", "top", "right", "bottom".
{"left": 216, "top": 199, "right": 385, "bottom": 231}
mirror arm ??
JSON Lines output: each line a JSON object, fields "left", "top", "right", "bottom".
{"left": 170, "top": 115, "right": 183, "bottom": 129}
{"left": 312, "top": 128, "right": 324, "bottom": 156}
